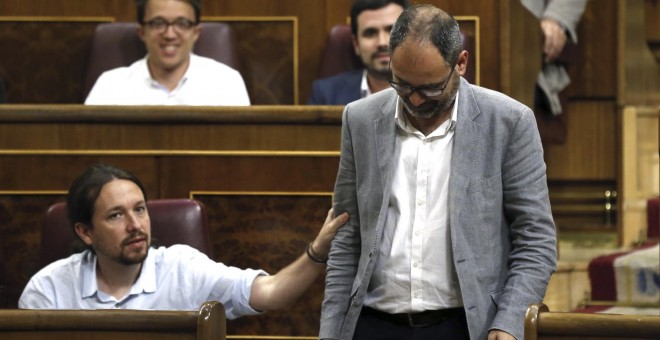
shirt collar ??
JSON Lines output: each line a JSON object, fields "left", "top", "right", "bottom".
{"left": 80, "top": 248, "right": 158, "bottom": 302}
{"left": 132, "top": 248, "right": 157, "bottom": 294}
{"left": 360, "top": 69, "right": 371, "bottom": 99}
{"left": 81, "top": 250, "right": 98, "bottom": 299}
{"left": 141, "top": 54, "right": 193, "bottom": 92}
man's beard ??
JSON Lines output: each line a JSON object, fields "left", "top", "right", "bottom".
{"left": 402, "top": 78, "right": 459, "bottom": 119}
{"left": 402, "top": 93, "right": 456, "bottom": 119}
{"left": 366, "top": 64, "right": 392, "bottom": 81}
{"left": 117, "top": 231, "right": 150, "bottom": 265}
{"left": 365, "top": 48, "right": 392, "bottom": 80}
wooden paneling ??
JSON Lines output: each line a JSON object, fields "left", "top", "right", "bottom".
{"left": 0, "top": 156, "right": 161, "bottom": 193}
{"left": 618, "top": 0, "right": 660, "bottom": 105}
{"left": 544, "top": 100, "right": 618, "bottom": 180}
{"left": 160, "top": 157, "right": 338, "bottom": 197}
{"left": 195, "top": 194, "right": 332, "bottom": 335}
{"left": 548, "top": 181, "right": 618, "bottom": 232}
{"left": 566, "top": 1, "right": 617, "bottom": 98}
{"left": 216, "top": 19, "right": 296, "bottom": 104}
{"left": 0, "top": 19, "right": 108, "bottom": 103}
{"left": 202, "top": 0, "right": 331, "bottom": 103}
{"left": 0, "top": 194, "right": 66, "bottom": 310}
{"left": 620, "top": 106, "right": 659, "bottom": 246}
{"left": 645, "top": 0, "right": 660, "bottom": 63}
{"left": 0, "top": 105, "right": 342, "bottom": 151}
{"left": 498, "top": 0, "right": 539, "bottom": 108}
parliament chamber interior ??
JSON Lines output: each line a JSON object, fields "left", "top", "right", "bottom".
{"left": 0, "top": 0, "right": 658, "bottom": 339}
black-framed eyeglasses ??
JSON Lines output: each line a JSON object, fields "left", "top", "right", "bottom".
{"left": 143, "top": 17, "right": 197, "bottom": 33}
{"left": 389, "top": 66, "right": 455, "bottom": 98}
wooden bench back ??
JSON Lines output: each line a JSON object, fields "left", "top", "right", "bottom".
{"left": 525, "top": 303, "right": 660, "bottom": 340}
{"left": 0, "top": 301, "right": 225, "bottom": 340}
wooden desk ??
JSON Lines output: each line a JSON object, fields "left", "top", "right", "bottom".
{"left": 0, "top": 300, "right": 226, "bottom": 339}
{"left": 525, "top": 303, "right": 660, "bottom": 340}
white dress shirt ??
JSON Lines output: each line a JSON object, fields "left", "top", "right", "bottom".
{"left": 359, "top": 70, "right": 372, "bottom": 99}
{"left": 364, "top": 93, "right": 463, "bottom": 313}
{"left": 19, "top": 245, "right": 266, "bottom": 319}
{"left": 85, "top": 54, "right": 250, "bottom": 106}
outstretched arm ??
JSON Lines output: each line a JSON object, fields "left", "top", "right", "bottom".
{"left": 248, "top": 209, "right": 348, "bottom": 311}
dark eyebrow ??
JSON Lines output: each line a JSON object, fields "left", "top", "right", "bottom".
{"left": 361, "top": 27, "right": 378, "bottom": 35}
{"left": 103, "top": 199, "right": 146, "bottom": 214}
{"left": 145, "top": 16, "right": 193, "bottom": 22}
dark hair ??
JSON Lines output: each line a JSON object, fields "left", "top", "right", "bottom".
{"left": 350, "top": 0, "right": 409, "bottom": 36}
{"left": 66, "top": 164, "right": 147, "bottom": 231}
{"left": 135, "top": 0, "right": 202, "bottom": 24}
{"left": 389, "top": 4, "right": 462, "bottom": 67}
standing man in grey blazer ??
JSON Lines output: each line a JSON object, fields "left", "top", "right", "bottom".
{"left": 320, "top": 4, "right": 557, "bottom": 340}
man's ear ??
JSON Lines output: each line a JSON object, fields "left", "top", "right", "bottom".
{"left": 191, "top": 24, "right": 201, "bottom": 44}
{"left": 74, "top": 222, "right": 93, "bottom": 246}
{"left": 137, "top": 25, "right": 146, "bottom": 42}
{"left": 456, "top": 50, "right": 469, "bottom": 77}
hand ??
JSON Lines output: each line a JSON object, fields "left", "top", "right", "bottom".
{"left": 540, "top": 18, "right": 567, "bottom": 63}
{"left": 310, "top": 208, "right": 349, "bottom": 259}
{"left": 488, "top": 329, "right": 516, "bottom": 340}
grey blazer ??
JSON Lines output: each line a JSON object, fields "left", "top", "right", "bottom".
{"left": 321, "top": 78, "right": 557, "bottom": 340}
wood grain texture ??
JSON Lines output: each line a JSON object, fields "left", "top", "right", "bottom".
{"left": 196, "top": 194, "right": 332, "bottom": 335}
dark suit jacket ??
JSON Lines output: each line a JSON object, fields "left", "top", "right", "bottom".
{"left": 307, "top": 69, "right": 363, "bottom": 105}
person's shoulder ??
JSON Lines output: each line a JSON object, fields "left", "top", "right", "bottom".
{"left": 30, "top": 251, "right": 87, "bottom": 280}
{"left": 342, "top": 88, "right": 397, "bottom": 123}
{"left": 191, "top": 54, "right": 240, "bottom": 74}
{"left": 106, "top": 57, "right": 145, "bottom": 75}
{"left": 93, "top": 61, "right": 142, "bottom": 84}
{"left": 313, "top": 69, "right": 363, "bottom": 86}
{"left": 154, "top": 244, "right": 206, "bottom": 261}
{"left": 150, "top": 245, "right": 212, "bottom": 275}
{"left": 463, "top": 79, "right": 529, "bottom": 113}
{"left": 460, "top": 79, "right": 534, "bottom": 132}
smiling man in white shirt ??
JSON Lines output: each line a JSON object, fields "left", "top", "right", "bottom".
{"left": 85, "top": 0, "right": 250, "bottom": 106}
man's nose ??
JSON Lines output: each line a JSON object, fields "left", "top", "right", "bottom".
{"left": 163, "top": 24, "right": 177, "bottom": 37}
{"left": 126, "top": 212, "right": 141, "bottom": 231}
{"left": 378, "top": 31, "right": 389, "bottom": 46}
{"left": 408, "top": 91, "right": 427, "bottom": 107}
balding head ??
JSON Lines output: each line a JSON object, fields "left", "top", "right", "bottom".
{"left": 389, "top": 4, "right": 462, "bottom": 67}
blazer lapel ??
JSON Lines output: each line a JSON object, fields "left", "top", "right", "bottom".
{"left": 449, "top": 78, "right": 483, "bottom": 222}
{"left": 373, "top": 93, "right": 397, "bottom": 204}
